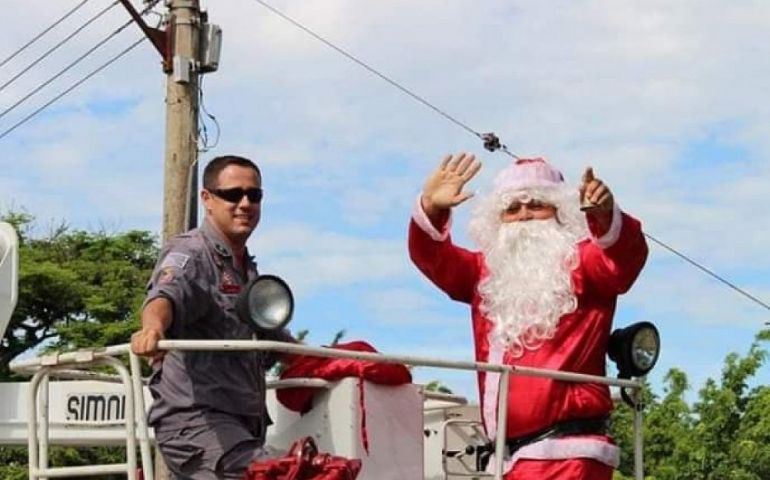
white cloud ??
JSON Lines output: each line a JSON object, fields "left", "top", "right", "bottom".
{"left": 357, "top": 287, "right": 470, "bottom": 326}
{"left": 250, "top": 223, "right": 410, "bottom": 295}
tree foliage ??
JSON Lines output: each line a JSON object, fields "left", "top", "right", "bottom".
{"left": 424, "top": 380, "right": 453, "bottom": 394}
{"left": 0, "top": 212, "right": 157, "bottom": 380}
{"left": 612, "top": 329, "right": 770, "bottom": 480}
{"left": 0, "top": 213, "right": 157, "bottom": 479}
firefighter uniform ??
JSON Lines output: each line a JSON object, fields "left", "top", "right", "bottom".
{"left": 144, "top": 219, "right": 292, "bottom": 479}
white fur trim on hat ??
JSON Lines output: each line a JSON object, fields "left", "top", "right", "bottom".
{"left": 493, "top": 158, "right": 565, "bottom": 194}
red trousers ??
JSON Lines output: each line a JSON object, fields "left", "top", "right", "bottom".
{"left": 504, "top": 458, "right": 613, "bottom": 480}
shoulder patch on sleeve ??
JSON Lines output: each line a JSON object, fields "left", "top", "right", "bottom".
{"left": 157, "top": 267, "right": 176, "bottom": 284}
{"left": 160, "top": 252, "right": 190, "bottom": 269}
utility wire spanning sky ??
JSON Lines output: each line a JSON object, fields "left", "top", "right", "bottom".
{"left": 1, "top": 0, "right": 769, "bottom": 399}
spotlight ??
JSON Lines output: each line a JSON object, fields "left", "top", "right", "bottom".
{"left": 237, "top": 275, "right": 294, "bottom": 333}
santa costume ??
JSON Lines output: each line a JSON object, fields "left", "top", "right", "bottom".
{"left": 408, "top": 158, "right": 648, "bottom": 479}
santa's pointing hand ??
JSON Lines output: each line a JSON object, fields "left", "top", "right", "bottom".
{"left": 580, "top": 166, "right": 615, "bottom": 230}
{"left": 421, "top": 152, "right": 482, "bottom": 217}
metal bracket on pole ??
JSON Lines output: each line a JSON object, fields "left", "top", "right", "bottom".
{"left": 633, "top": 386, "right": 645, "bottom": 480}
{"left": 118, "top": 0, "right": 172, "bottom": 71}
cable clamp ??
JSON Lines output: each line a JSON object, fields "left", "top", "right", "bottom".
{"left": 481, "top": 132, "right": 501, "bottom": 152}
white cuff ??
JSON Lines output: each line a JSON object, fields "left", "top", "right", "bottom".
{"left": 591, "top": 202, "right": 622, "bottom": 249}
{"left": 411, "top": 195, "right": 451, "bottom": 242}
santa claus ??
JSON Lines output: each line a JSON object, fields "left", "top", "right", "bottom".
{"left": 408, "top": 152, "right": 648, "bottom": 479}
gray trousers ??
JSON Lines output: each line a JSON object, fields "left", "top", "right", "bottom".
{"left": 155, "top": 411, "right": 267, "bottom": 480}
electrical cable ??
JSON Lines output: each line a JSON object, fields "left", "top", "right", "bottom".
{"left": 0, "top": 1, "right": 120, "bottom": 94}
{"left": 197, "top": 75, "right": 220, "bottom": 152}
{"left": 0, "top": 0, "right": 93, "bottom": 70}
{"left": 0, "top": 37, "right": 146, "bottom": 142}
{"left": 0, "top": 0, "right": 160, "bottom": 123}
{"left": 250, "top": 0, "right": 518, "bottom": 159}
{"left": 249, "top": 0, "right": 770, "bottom": 315}
{"left": 644, "top": 233, "right": 770, "bottom": 312}
{"left": 0, "top": 17, "right": 137, "bottom": 122}
{"left": 189, "top": 75, "right": 221, "bottom": 228}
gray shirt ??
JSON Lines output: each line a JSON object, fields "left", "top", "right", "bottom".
{"left": 144, "top": 220, "right": 292, "bottom": 432}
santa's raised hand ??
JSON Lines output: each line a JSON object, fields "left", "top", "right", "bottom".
{"left": 421, "top": 152, "right": 482, "bottom": 216}
{"left": 580, "top": 167, "right": 614, "bottom": 212}
{"left": 580, "top": 166, "right": 615, "bottom": 231}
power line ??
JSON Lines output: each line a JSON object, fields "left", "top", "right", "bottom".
{"left": 0, "top": 0, "right": 160, "bottom": 141}
{"left": 644, "top": 233, "right": 770, "bottom": 312}
{"left": 0, "top": 1, "right": 120, "bottom": 94}
{"left": 0, "top": 17, "right": 136, "bottom": 123}
{"left": 250, "top": 0, "right": 770, "bottom": 315}
{"left": 197, "top": 75, "right": 220, "bottom": 152}
{"left": 0, "top": 0, "right": 93, "bottom": 70}
{"left": 250, "top": 0, "right": 518, "bottom": 160}
{"left": 0, "top": 37, "right": 146, "bottom": 142}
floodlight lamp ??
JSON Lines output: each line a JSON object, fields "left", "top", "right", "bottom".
{"left": 608, "top": 321, "right": 660, "bottom": 378}
{"left": 236, "top": 275, "right": 294, "bottom": 334}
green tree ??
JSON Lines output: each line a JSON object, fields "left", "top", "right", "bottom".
{"left": 0, "top": 213, "right": 158, "bottom": 479}
{"left": 424, "top": 380, "right": 453, "bottom": 394}
{"left": 692, "top": 331, "right": 769, "bottom": 480}
{"left": 612, "top": 329, "right": 770, "bottom": 480}
{"left": 0, "top": 213, "right": 157, "bottom": 380}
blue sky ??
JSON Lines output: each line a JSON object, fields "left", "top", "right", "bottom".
{"left": 1, "top": 0, "right": 769, "bottom": 402}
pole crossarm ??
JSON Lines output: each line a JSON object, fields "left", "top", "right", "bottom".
{"left": 117, "top": 0, "right": 170, "bottom": 69}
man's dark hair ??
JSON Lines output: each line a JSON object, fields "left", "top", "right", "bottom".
{"left": 202, "top": 155, "right": 261, "bottom": 190}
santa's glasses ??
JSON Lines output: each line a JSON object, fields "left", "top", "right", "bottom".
{"left": 503, "top": 199, "right": 555, "bottom": 215}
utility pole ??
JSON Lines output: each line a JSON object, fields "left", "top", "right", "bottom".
{"left": 159, "top": 5, "right": 201, "bottom": 477}
{"left": 162, "top": 0, "right": 201, "bottom": 240}
{"left": 118, "top": 1, "right": 222, "bottom": 477}
{"left": 118, "top": 0, "right": 207, "bottom": 240}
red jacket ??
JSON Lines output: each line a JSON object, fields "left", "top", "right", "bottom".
{"left": 408, "top": 206, "right": 648, "bottom": 441}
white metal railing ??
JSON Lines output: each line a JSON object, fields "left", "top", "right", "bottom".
{"left": 23, "top": 355, "right": 142, "bottom": 479}
{"left": 10, "top": 340, "right": 646, "bottom": 480}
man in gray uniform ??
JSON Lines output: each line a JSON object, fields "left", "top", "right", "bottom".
{"left": 131, "top": 155, "right": 294, "bottom": 479}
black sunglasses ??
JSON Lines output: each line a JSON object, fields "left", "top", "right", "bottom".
{"left": 210, "top": 187, "right": 263, "bottom": 203}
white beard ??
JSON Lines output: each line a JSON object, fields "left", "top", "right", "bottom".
{"left": 478, "top": 218, "right": 581, "bottom": 357}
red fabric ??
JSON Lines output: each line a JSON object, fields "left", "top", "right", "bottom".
{"left": 277, "top": 341, "right": 412, "bottom": 414}
{"left": 244, "top": 437, "right": 362, "bottom": 480}
{"left": 408, "top": 212, "right": 648, "bottom": 442}
{"left": 504, "top": 458, "right": 613, "bottom": 480}
{"left": 277, "top": 341, "right": 412, "bottom": 453}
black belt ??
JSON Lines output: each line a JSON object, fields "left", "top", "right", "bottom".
{"left": 475, "top": 416, "right": 610, "bottom": 471}
{"left": 505, "top": 416, "right": 609, "bottom": 454}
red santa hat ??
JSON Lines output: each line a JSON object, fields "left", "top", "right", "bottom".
{"left": 493, "top": 157, "right": 565, "bottom": 194}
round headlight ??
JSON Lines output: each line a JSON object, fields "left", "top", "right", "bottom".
{"left": 236, "top": 275, "right": 294, "bottom": 333}
{"left": 608, "top": 321, "right": 660, "bottom": 378}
